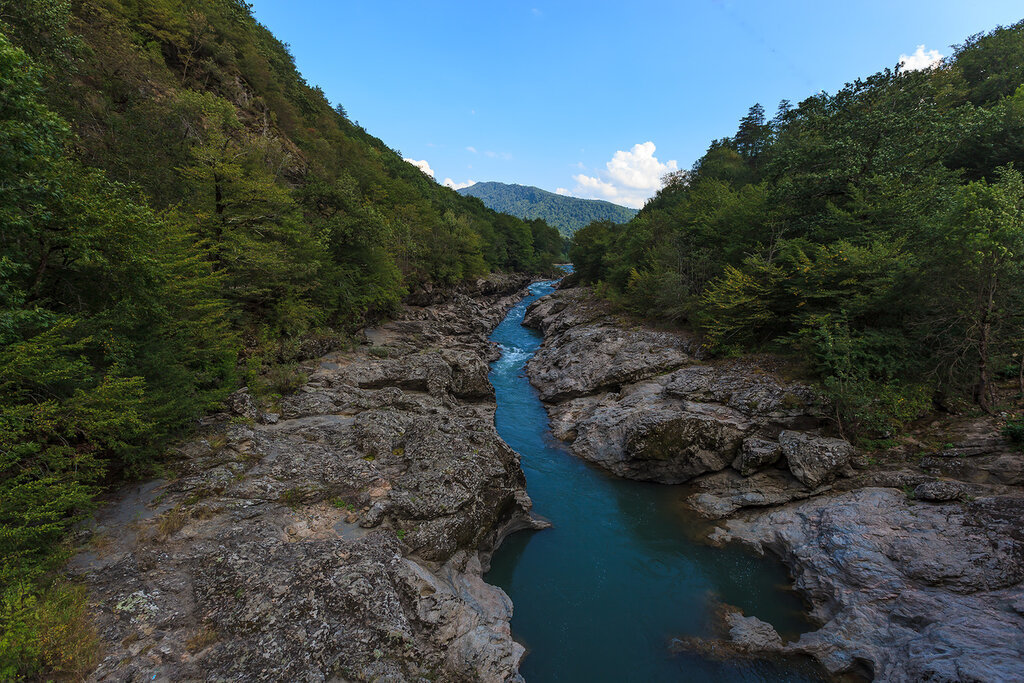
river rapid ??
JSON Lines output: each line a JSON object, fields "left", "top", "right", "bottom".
{"left": 485, "top": 279, "right": 821, "bottom": 682}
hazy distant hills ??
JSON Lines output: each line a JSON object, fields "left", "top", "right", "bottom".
{"left": 458, "top": 181, "right": 637, "bottom": 236}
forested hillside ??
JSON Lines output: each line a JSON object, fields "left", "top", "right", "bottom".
{"left": 0, "top": 1, "right": 561, "bottom": 675}
{"left": 459, "top": 181, "right": 637, "bottom": 236}
{"left": 571, "top": 20, "right": 1024, "bottom": 439}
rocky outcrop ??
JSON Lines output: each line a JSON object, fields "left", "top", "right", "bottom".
{"left": 711, "top": 488, "right": 1024, "bottom": 681}
{"left": 686, "top": 469, "right": 829, "bottom": 519}
{"left": 526, "top": 286, "right": 1024, "bottom": 680}
{"left": 732, "top": 437, "right": 781, "bottom": 475}
{"left": 523, "top": 288, "right": 696, "bottom": 402}
{"left": 71, "top": 274, "right": 545, "bottom": 682}
{"left": 525, "top": 287, "right": 843, "bottom": 495}
{"left": 778, "top": 430, "right": 855, "bottom": 488}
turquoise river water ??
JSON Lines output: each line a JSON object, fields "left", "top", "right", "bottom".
{"left": 485, "top": 279, "right": 822, "bottom": 682}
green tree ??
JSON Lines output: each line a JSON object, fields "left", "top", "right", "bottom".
{"left": 926, "top": 166, "right": 1024, "bottom": 410}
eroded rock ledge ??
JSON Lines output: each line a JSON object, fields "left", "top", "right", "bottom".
{"left": 72, "top": 274, "right": 544, "bottom": 682}
{"left": 525, "top": 286, "right": 1024, "bottom": 681}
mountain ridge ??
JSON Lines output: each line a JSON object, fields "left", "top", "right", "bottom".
{"left": 458, "top": 181, "right": 637, "bottom": 236}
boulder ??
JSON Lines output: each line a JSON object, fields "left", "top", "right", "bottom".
{"left": 779, "top": 430, "right": 855, "bottom": 488}
{"left": 732, "top": 437, "right": 782, "bottom": 476}
{"left": 726, "top": 613, "right": 784, "bottom": 652}
{"left": 568, "top": 398, "right": 749, "bottom": 483}
{"left": 914, "top": 479, "right": 966, "bottom": 502}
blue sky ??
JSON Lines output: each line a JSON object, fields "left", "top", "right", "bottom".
{"left": 249, "top": 1, "right": 1023, "bottom": 208}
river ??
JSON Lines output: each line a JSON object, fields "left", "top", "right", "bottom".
{"left": 485, "top": 278, "right": 822, "bottom": 682}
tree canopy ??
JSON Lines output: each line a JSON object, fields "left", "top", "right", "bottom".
{"left": 570, "top": 20, "right": 1024, "bottom": 439}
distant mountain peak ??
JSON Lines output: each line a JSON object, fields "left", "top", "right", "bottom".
{"left": 457, "top": 181, "right": 636, "bottom": 236}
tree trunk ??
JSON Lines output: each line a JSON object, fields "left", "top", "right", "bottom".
{"left": 1018, "top": 353, "right": 1023, "bottom": 396}
{"left": 976, "top": 281, "right": 996, "bottom": 414}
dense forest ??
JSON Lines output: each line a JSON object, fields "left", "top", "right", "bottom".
{"left": 571, "top": 20, "right": 1024, "bottom": 440}
{"left": 459, "top": 181, "right": 637, "bottom": 237}
{"left": 0, "top": 0, "right": 561, "bottom": 676}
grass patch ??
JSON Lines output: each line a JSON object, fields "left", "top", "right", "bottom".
{"left": 155, "top": 505, "right": 190, "bottom": 540}
{"left": 368, "top": 346, "right": 390, "bottom": 359}
{"left": 280, "top": 487, "right": 307, "bottom": 510}
{"left": 186, "top": 625, "right": 219, "bottom": 653}
{"left": 331, "top": 498, "right": 355, "bottom": 512}
{"left": 263, "top": 364, "right": 308, "bottom": 397}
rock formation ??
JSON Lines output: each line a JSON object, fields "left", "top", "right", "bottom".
{"left": 71, "top": 274, "right": 544, "bottom": 682}
{"left": 525, "top": 286, "right": 1024, "bottom": 681}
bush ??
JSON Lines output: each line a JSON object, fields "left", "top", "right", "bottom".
{"left": 1003, "top": 416, "right": 1024, "bottom": 446}
{"left": 0, "top": 581, "right": 99, "bottom": 680}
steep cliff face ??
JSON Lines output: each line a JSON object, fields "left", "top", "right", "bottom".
{"left": 525, "top": 286, "right": 1024, "bottom": 680}
{"left": 71, "top": 275, "right": 545, "bottom": 682}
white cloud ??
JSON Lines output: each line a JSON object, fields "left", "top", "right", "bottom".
{"left": 403, "top": 158, "right": 434, "bottom": 178}
{"left": 570, "top": 141, "right": 677, "bottom": 209}
{"left": 555, "top": 187, "right": 571, "bottom": 196}
{"left": 466, "top": 146, "right": 478, "bottom": 154}
{"left": 443, "top": 178, "right": 476, "bottom": 190}
{"left": 485, "top": 150, "right": 512, "bottom": 160}
{"left": 899, "top": 45, "right": 943, "bottom": 72}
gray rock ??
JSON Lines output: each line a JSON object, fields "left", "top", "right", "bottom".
{"left": 687, "top": 469, "right": 826, "bottom": 519}
{"left": 779, "top": 430, "right": 855, "bottom": 488}
{"left": 523, "top": 289, "right": 694, "bottom": 402}
{"left": 718, "top": 488, "right": 1024, "bottom": 679}
{"left": 569, "top": 398, "right": 748, "bottom": 483}
{"left": 726, "top": 613, "right": 784, "bottom": 652}
{"left": 732, "top": 437, "right": 782, "bottom": 476}
{"left": 913, "top": 479, "right": 966, "bottom": 502}
{"left": 663, "top": 365, "right": 818, "bottom": 418}
{"left": 70, "top": 273, "right": 544, "bottom": 683}
{"left": 226, "top": 388, "right": 259, "bottom": 421}
{"left": 526, "top": 323, "right": 692, "bottom": 402}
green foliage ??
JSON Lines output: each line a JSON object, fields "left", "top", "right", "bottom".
{"left": 572, "top": 21, "right": 1024, "bottom": 437}
{"left": 459, "top": 181, "right": 636, "bottom": 237}
{"left": 1, "top": 1, "right": 560, "bottom": 675}
{"left": 0, "top": 580, "right": 99, "bottom": 680}
{"left": 1003, "top": 416, "right": 1024, "bottom": 446}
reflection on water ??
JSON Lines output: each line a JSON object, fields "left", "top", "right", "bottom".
{"left": 485, "top": 280, "right": 820, "bottom": 682}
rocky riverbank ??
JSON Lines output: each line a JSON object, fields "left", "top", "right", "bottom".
{"left": 525, "top": 286, "right": 1024, "bottom": 681}
{"left": 71, "top": 274, "right": 544, "bottom": 682}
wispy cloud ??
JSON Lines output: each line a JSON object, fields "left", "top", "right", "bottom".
{"left": 485, "top": 150, "right": 512, "bottom": 160}
{"left": 466, "top": 146, "right": 478, "bottom": 154}
{"left": 444, "top": 178, "right": 476, "bottom": 190}
{"left": 570, "top": 142, "right": 677, "bottom": 209}
{"left": 403, "top": 158, "right": 435, "bottom": 178}
{"left": 899, "top": 45, "right": 943, "bottom": 72}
